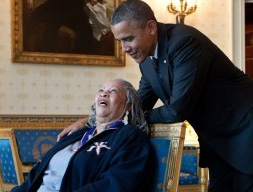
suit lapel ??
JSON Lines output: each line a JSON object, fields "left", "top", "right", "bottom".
{"left": 157, "top": 23, "right": 172, "bottom": 98}
{"left": 141, "top": 57, "right": 168, "bottom": 102}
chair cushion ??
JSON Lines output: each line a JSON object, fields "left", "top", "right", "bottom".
{"left": 179, "top": 172, "right": 199, "bottom": 185}
{"left": 179, "top": 146, "right": 199, "bottom": 186}
{"left": 180, "top": 153, "right": 197, "bottom": 175}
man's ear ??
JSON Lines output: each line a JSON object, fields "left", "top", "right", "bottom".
{"left": 147, "top": 20, "right": 157, "bottom": 35}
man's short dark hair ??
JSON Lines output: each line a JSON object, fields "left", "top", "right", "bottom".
{"left": 111, "top": 0, "right": 157, "bottom": 28}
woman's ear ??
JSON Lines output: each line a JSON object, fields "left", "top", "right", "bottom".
{"left": 126, "top": 102, "right": 131, "bottom": 112}
{"left": 147, "top": 20, "right": 157, "bottom": 35}
{"left": 123, "top": 110, "right": 129, "bottom": 125}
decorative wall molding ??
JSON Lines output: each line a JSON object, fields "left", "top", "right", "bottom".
{"left": 232, "top": 0, "right": 245, "bottom": 71}
{"left": 0, "top": 115, "right": 86, "bottom": 128}
{"left": 232, "top": 0, "right": 253, "bottom": 71}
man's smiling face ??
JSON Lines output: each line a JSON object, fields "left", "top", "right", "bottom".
{"left": 111, "top": 20, "right": 157, "bottom": 64}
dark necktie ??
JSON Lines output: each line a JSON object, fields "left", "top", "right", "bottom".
{"left": 152, "top": 57, "right": 161, "bottom": 78}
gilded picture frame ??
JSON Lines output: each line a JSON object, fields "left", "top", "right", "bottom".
{"left": 11, "top": 0, "right": 125, "bottom": 66}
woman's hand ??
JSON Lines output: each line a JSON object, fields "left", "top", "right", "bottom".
{"left": 57, "top": 118, "right": 88, "bottom": 141}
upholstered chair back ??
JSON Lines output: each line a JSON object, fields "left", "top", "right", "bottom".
{"left": 0, "top": 139, "right": 19, "bottom": 185}
{"left": 149, "top": 122, "right": 186, "bottom": 192}
{"left": 14, "top": 129, "right": 61, "bottom": 165}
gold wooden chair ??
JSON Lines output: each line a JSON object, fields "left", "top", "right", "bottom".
{"left": 0, "top": 128, "right": 23, "bottom": 192}
{"left": 149, "top": 122, "right": 186, "bottom": 192}
{"left": 0, "top": 115, "right": 84, "bottom": 191}
{"left": 178, "top": 146, "right": 209, "bottom": 192}
{"left": 1, "top": 116, "right": 186, "bottom": 192}
{"left": 178, "top": 122, "right": 209, "bottom": 192}
{"left": 0, "top": 127, "right": 65, "bottom": 191}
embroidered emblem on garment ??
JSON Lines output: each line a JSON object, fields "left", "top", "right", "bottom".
{"left": 87, "top": 142, "right": 110, "bottom": 155}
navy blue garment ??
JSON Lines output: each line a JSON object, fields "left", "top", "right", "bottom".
{"left": 139, "top": 23, "right": 253, "bottom": 176}
{"left": 11, "top": 124, "right": 152, "bottom": 192}
{"left": 138, "top": 22, "right": 253, "bottom": 191}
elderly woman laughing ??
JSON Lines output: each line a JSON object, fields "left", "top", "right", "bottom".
{"left": 11, "top": 79, "right": 152, "bottom": 192}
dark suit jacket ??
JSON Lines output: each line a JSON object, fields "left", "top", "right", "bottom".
{"left": 139, "top": 23, "right": 253, "bottom": 175}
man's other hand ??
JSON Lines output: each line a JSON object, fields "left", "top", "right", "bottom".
{"left": 57, "top": 118, "right": 88, "bottom": 141}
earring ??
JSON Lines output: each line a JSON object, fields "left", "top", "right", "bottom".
{"left": 123, "top": 111, "right": 129, "bottom": 125}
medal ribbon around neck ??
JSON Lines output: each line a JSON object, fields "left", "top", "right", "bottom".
{"left": 81, "top": 121, "right": 125, "bottom": 146}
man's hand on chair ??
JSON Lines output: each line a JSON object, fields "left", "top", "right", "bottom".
{"left": 57, "top": 118, "right": 88, "bottom": 141}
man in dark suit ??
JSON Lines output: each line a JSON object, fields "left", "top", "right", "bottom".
{"left": 59, "top": 0, "right": 253, "bottom": 191}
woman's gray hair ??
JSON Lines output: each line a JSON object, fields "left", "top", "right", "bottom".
{"left": 111, "top": 0, "right": 157, "bottom": 28}
{"left": 87, "top": 78, "right": 148, "bottom": 133}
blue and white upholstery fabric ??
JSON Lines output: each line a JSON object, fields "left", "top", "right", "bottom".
{"left": 179, "top": 146, "right": 199, "bottom": 185}
{"left": 0, "top": 139, "right": 18, "bottom": 185}
{"left": 14, "top": 130, "right": 62, "bottom": 164}
{"left": 150, "top": 138, "right": 171, "bottom": 192}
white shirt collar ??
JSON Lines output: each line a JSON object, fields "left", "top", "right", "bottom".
{"left": 150, "top": 43, "right": 158, "bottom": 60}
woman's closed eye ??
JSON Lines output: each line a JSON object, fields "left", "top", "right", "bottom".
{"left": 110, "top": 88, "right": 118, "bottom": 93}
{"left": 98, "top": 88, "right": 119, "bottom": 94}
{"left": 98, "top": 89, "right": 104, "bottom": 93}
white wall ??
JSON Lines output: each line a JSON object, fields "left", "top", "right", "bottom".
{"left": 0, "top": 0, "right": 232, "bottom": 115}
